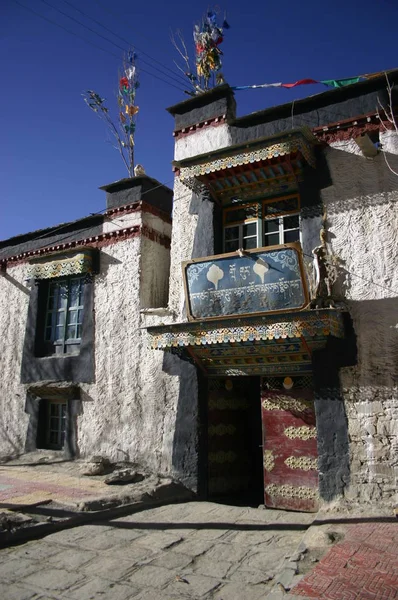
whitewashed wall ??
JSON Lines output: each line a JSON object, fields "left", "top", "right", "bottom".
{"left": 78, "top": 237, "right": 143, "bottom": 461}
{"left": 323, "top": 131, "right": 398, "bottom": 505}
{"left": 140, "top": 213, "right": 171, "bottom": 309}
{"left": 77, "top": 231, "right": 185, "bottom": 478}
{"left": 0, "top": 264, "right": 31, "bottom": 457}
{"left": 168, "top": 179, "right": 199, "bottom": 319}
{"left": 174, "top": 124, "right": 231, "bottom": 162}
{"left": 140, "top": 312, "right": 199, "bottom": 490}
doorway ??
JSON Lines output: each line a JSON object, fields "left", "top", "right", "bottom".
{"left": 206, "top": 376, "right": 263, "bottom": 506}
{"left": 205, "top": 374, "right": 319, "bottom": 511}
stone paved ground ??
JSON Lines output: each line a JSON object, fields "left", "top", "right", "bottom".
{"left": 0, "top": 467, "right": 105, "bottom": 506}
{"left": 290, "top": 521, "right": 398, "bottom": 599}
{"left": 0, "top": 500, "right": 314, "bottom": 600}
{"left": 0, "top": 455, "right": 179, "bottom": 509}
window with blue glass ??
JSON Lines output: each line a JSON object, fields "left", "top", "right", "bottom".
{"left": 44, "top": 276, "right": 85, "bottom": 355}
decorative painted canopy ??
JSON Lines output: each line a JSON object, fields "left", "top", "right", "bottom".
{"left": 175, "top": 128, "right": 317, "bottom": 204}
{"left": 147, "top": 309, "right": 345, "bottom": 377}
{"left": 28, "top": 250, "right": 97, "bottom": 280}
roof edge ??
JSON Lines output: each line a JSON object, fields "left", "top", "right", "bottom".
{"left": 0, "top": 213, "right": 104, "bottom": 250}
{"left": 99, "top": 175, "right": 172, "bottom": 194}
{"left": 232, "top": 69, "right": 398, "bottom": 128}
{"left": 166, "top": 84, "right": 235, "bottom": 116}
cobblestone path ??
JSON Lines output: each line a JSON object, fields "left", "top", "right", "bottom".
{"left": 0, "top": 501, "right": 313, "bottom": 600}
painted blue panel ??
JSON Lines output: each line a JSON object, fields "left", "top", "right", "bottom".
{"left": 185, "top": 247, "right": 306, "bottom": 319}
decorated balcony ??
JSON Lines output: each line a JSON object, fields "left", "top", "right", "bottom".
{"left": 147, "top": 125, "right": 346, "bottom": 377}
{"left": 147, "top": 244, "right": 345, "bottom": 377}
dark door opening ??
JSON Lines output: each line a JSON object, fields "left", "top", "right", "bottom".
{"left": 206, "top": 376, "right": 263, "bottom": 506}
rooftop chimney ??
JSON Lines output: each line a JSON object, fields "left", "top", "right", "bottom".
{"left": 99, "top": 175, "right": 173, "bottom": 213}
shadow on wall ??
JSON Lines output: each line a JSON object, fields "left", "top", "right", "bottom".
{"left": 345, "top": 297, "right": 398, "bottom": 385}
{"left": 0, "top": 406, "right": 25, "bottom": 459}
{"left": 313, "top": 313, "right": 357, "bottom": 502}
{"left": 3, "top": 273, "right": 31, "bottom": 296}
{"left": 96, "top": 252, "right": 123, "bottom": 282}
{"left": 315, "top": 296, "right": 398, "bottom": 502}
{"left": 322, "top": 146, "right": 398, "bottom": 214}
{"left": 176, "top": 190, "right": 216, "bottom": 321}
{"left": 189, "top": 191, "right": 215, "bottom": 260}
{"left": 162, "top": 352, "right": 200, "bottom": 492}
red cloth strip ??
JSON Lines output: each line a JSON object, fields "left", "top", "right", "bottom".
{"left": 281, "top": 79, "right": 319, "bottom": 88}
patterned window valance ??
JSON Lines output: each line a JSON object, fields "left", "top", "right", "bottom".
{"left": 178, "top": 130, "right": 317, "bottom": 192}
{"left": 28, "top": 249, "right": 98, "bottom": 280}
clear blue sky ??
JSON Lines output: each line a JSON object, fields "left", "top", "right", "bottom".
{"left": 1, "top": 0, "right": 397, "bottom": 240}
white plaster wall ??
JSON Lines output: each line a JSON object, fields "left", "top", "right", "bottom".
{"left": 74, "top": 234, "right": 198, "bottom": 487}
{"left": 78, "top": 238, "right": 144, "bottom": 462}
{"left": 0, "top": 223, "right": 192, "bottom": 486}
{"left": 143, "top": 213, "right": 172, "bottom": 237}
{"left": 0, "top": 264, "right": 31, "bottom": 457}
{"left": 169, "top": 126, "right": 232, "bottom": 319}
{"left": 140, "top": 236, "right": 170, "bottom": 309}
{"left": 322, "top": 132, "right": 398, "bottom": 504}
{"left": 168, "top": 178, "right": 198, "bottom": 319}
{"left": 174, "top": 123, "right": 231, "bottom": 161}
{"left": 77, "top": 238, "right": 165, "bottom": 467}
{"left": 103, "top": 210, "right": 172, "bottom": 236}
{"left": 140, "top": 213, "right": 171, "bottom": 309}
{"left": 139, "top": 312, "right": 199, "bottom": 490}
{"left": 103, "top": 211, "right": 141, "bottom": 233}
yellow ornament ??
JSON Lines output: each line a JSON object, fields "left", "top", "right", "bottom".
{"left": 283, "top": 377, "right": 294, "bottom": 390}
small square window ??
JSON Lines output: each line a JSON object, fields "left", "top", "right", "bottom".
{"left": 284, "top": 229, "right": 300, "bottom": 243}
{"left": 243, "top": 222, "right": 257, "bottom": 237}
{"left": 284, "top": 215, "right": 300, "bottom": 230}
{"left": 223, "top": 204, "right": 259, "bottom": 252}
{"left": 243, "top": 237, "right": 258, "bottom": 250}
{"left": 263, "top": 233, "right": 280, "bottom": 247}
{"left": 264, "top": 219, "right": 279, "bottom": 234}
{"left": 225, "top": 226, "right": 240, "bottom": 241}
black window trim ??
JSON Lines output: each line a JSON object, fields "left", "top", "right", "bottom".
{"left": 43, "top": 276, "right": 85, "bottom": 356}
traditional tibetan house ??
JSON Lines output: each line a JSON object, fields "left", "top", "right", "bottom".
{"left": 1, "top": 73, "right": 397, "bottom": 512}
{"left": 146, "top": 72, "right": 398, "bottom": 510}
{"left": 0, "top": 177, "right": 175, "bottom": 469}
